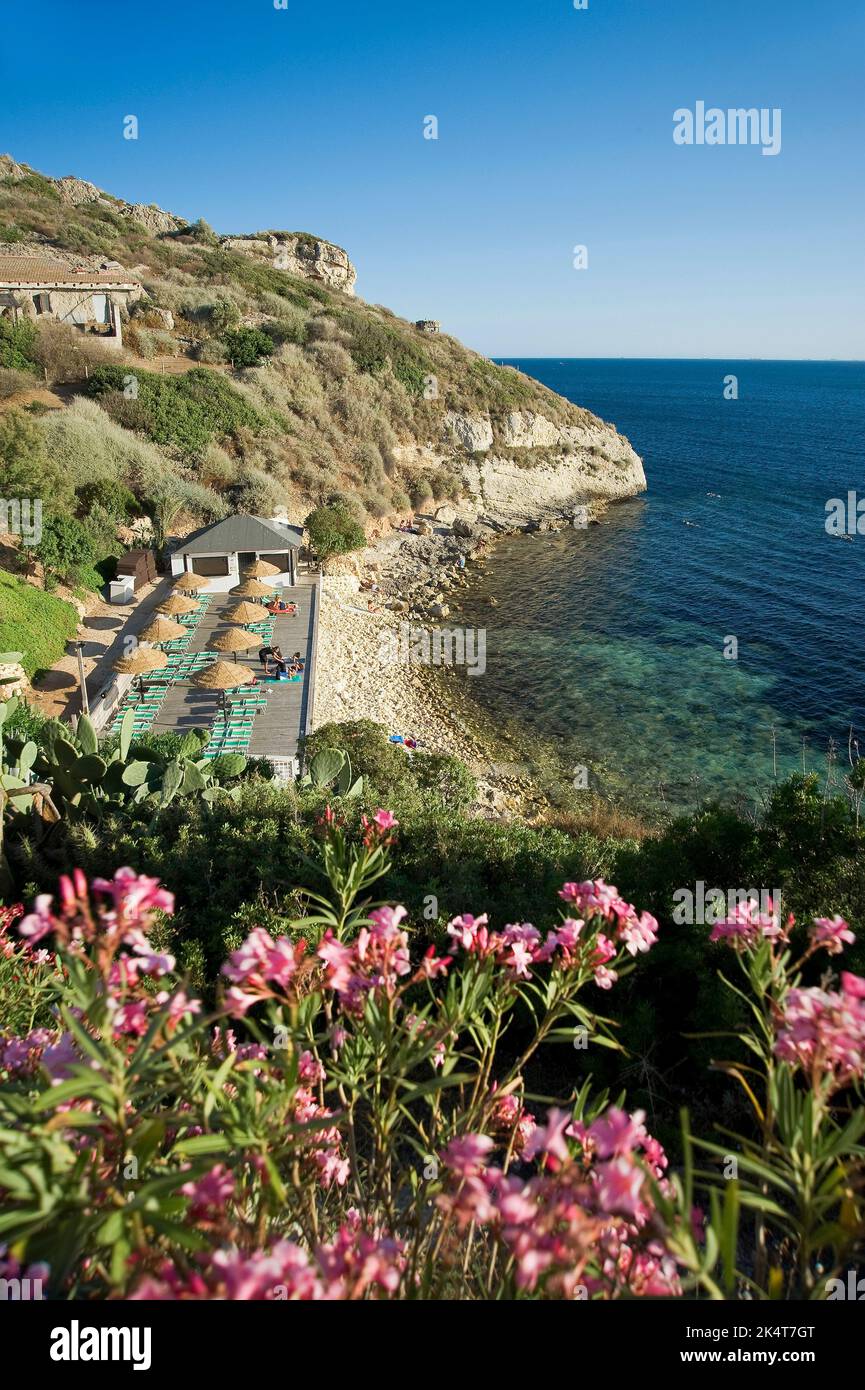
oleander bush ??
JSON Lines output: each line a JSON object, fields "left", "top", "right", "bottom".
{"left": 0, "top": 812, "right": 862, "bottom": 1300}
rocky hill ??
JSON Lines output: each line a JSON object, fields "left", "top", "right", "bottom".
{"left": 0, "top": 155, "right": 645, "bottom": 544}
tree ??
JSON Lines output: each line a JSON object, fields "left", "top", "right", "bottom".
{"left": 0, "top": 318, "right": 38, "bottom": 373}
{"left": 0, "top": 408, "right": 54, "bottom": 498}
{"left": 304, "top": 504, "right": 366, "bottom": 559}
{"left": 34, "top": 512, "right": 97, "bottom": 584}
{"left": 222, "top": 327, "right": 274, "bottom": 368}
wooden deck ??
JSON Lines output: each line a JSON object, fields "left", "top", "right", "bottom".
{"left": 149, "top": 574, "right": 320, "bottom": 764}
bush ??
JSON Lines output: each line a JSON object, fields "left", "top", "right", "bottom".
{"left": 0, "top": 407, "right": 56, "bottom": 498}
{"left": 1, "top": 843, "right": 861, "bottom": 1302}
{"left": 75, "top": 477, "right": 138, "bottom": 521}
{"left": 31, "top": 321, "right": 116, "bottom": 384}
{"left": 339, "top": 309, "right": 430, "bottom": 397}
{"left": 222, "top": 327, "right": 275, "bottom": 367}
{"left": 33, "top": 511, "right": 98, "bottom": 586}
{"left": 195, "top": 337, "right": 228, "bottom": 364}
{"left": 87, "top": 365, "right": 265, "bottom": 457}
{"left": 304, "top": 502, "right": 365, "bottom": 559}
{"left": 0, "top": 367, "right": 36, "bottom": 400}
{"left": 0, "top": 318, "right": 38, "bottom": 373}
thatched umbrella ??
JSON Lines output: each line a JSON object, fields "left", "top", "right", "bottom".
{"left": 139, "top": 616, "right": 188, "bottom": 645}
{"left": 114, "top": 646, "right": 169, "bottom": 700}
{"left": 229, "top": 578, "right": 272, "bottom": 599}
{"left": 223, "top": 599, "right": 268, "bottom": 626}
{"left": 173, "top": 571, "right": 209, "bottom": 593}
{"left": 157, "top": 593, "right": 199, "bottom": 617}
{"left": 208, "top": 627, "right": 261, "bottom": 655}
{"left": 192, "top": 658, "right": 257, "bottom": 715}
{"left": 241, "top": 558, "right": 281, "bottom": 579}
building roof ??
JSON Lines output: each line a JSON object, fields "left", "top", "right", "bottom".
{"left": 0, "top": 256, "right": 139, "bottom": 287}
{"left": 175, "top": 514, "right": 304, "bottom": 556}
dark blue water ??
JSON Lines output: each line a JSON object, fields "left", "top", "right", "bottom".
{"left": 458, "top": 360, "right": 865, "bottom": 814}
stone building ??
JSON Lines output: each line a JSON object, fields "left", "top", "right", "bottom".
{"left": 415, "top": 320, "right": 441, "bottom": 334}
{"left": 0, "top": 253, "right": 142, "bottom": 349}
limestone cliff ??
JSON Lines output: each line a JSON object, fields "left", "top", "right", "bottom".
{"left": 221, "top": 234, "right": 357, "bottom": 296}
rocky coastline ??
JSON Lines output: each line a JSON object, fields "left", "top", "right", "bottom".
{"left": 312, "top": 402, "right": 647, "bottom": 818}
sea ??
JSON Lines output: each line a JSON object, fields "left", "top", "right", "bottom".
{"left": 452, "top": 359, "right": 865, "bottom": 817}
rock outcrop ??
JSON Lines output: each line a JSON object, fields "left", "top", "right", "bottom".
{"left": 0, "top": 155, "right": 354, "bottom": 292}
{"left": 221, "top": 233, "right": 357, "bottom": 295}
{"left": 444, "top": 411, "right": 495, "bottom": 454}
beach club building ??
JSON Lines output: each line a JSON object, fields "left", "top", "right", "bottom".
{"left": 169, "top": 514, "right": 305, "bottom": 592}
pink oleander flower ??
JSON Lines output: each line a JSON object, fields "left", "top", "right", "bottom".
{"left": 446, "top": 913, "right": 490, "bottom": 952}
{"left": 774, "top": 980, "right": 865, "bottom": 1092}
{"left": 372, "top": 809, "right": 398, "bottom": 832}
{"left": 221, "top": 928, "right": 307, "bottom": 1015}
{"left": 523, "top": 1108, "right": 572, "bottom": 1166}
{"left": 420, "top": 944, "right": 452, "bottom": 978}
{"left": 709, "top": 897, "right": 782, "bottom": 946}
{"left": 155, "top": 989, "right": 201, "bottom": 1026}
{"left": 595, "top": 1155, "right": 646, "bottom": 1220}
{"left": 810, "top": 915, "right": 855, "bottom": 956}
{"left": 110, "top": 999, "right": 150, "bottom": 1038}
{"left": 589, "top": 1106, "right": 647, "bottom": 1159}
{"left": 298, "top": 1050, "right": 325, "bottom": 1084}
{"left": 317, "top": 908, "right": 411, "bottom": 1014}
{"left": 17, "top": 894, "right": 55, "bottom": 944}
{"left": 441, "top": 1133, "right": 495, "bottom": 1176}
{"left": 91, "top": 866, "right": 174, "bottom": 920}
{"left": 842, "top": 971, "right": 865, "bottom": 1000}
{"left": 181, "top": 1164, "right": 236, "bottom": 1216}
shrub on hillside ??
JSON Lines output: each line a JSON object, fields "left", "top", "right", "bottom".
{"left": 0, "top": 367, "right": 37, "bottom": 400}
{"left": 338, "top": 309, "right": 430, "bottom": 397}
{"left": 87, "top": 365, "right": 265, "bottom": 457}
{"left": 304, "top": 502, "right": 365, "bottom": 558}
{"left": 30, "top": 321, "right": 116, "bottom": 385}
{"left": 0, "top": 407, "right": 56, "bottom": 498}
{"left": 34, "top": 512, "right": 98, "bottom": 586}
{"left": 222, "top": 326, "right": 274, "bottom": 367}
{"left": 0, "top": 318, "right": 38, "bottom": 373}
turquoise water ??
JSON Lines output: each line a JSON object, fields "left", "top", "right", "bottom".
{"left": 455, "top": 360, "right": 865, "bottom": 815}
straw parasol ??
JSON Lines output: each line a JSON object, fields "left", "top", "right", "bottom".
{"left": 114, "top": 645, "right": 169, "bottom": 699}
{"left": 157, "top": 593, "right": 199, "bottom": 617}
{"left": 208, "top": 627, "right": 261, "bottom": 655}
{"left": 173, "top": 571, "right": 209, "bottom": 593}
{"left": 139, "top": 616, "right": 188, "bottom": 645}
{"left": 191, "top": 657, "right": 257, "bottom": 715}
{"left": 114, "top": 647, "right": 169, "bottom": 676}
{"left": 223, "top": 600, "right": 268, "bottom": 626}
{"left": 192, "top": 659, "right": 256, "bottom": 691}
{"left": 229, "top": 578, "right": 272, "bottom": 599}
{"left": 241, "top": 558, "right": 280, "bottom": 579}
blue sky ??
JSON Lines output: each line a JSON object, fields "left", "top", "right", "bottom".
{"left": 1, "top": 0, "right": 862, "bottom": 358}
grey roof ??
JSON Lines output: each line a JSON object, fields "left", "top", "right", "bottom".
{"left": 175, "top": 515, "right": 303, "bottom": 556}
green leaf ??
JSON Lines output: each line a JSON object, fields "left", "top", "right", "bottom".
{"left": 309, "top": 748, "right": 345, "bottom": 787}
{"left": 75, "top": 714, "right": 99, "bottom": 755}
{"left": 121, "top": 760, "right": 151, "bottom": 788}
{"left": 74, "top": 753, "right": 107, "bottom": 784}
{"left": 118, "top": 707, "right": 134, "bottom": 762}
